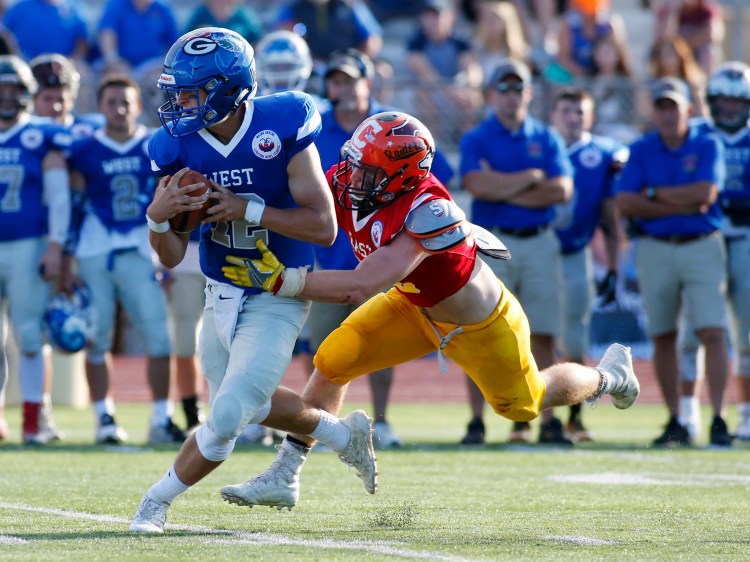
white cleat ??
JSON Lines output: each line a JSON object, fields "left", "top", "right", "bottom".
{"left": 129, "top": 493, "right": 169, "bottom": 533}
{"left": 39, "top": 399, "right": 64, "bottom": 442}
{"left": 96, "top": 414, "right": 129, "bottom": 444}
{"left": 220, "top": 445, "right": 303, "bottom": 510}
{"left": 598, "top": 343, "right": 640, "bottom": 409}
{"left": 338, "top": 410, "right": 378, "bottom": 494}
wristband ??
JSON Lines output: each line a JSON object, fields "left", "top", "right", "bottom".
{"left": 244, "top": 198, "right": 265, "bottom": 226}
{"left": 146, "top": 214, "right": 171, "bottom": 233}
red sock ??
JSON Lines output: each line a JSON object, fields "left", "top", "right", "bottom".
{"left": 23, "top": 402, "right": 41, "bottom": 435}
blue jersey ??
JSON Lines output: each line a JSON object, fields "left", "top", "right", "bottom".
{"left": 554, "top": 133, "right": 627, "bottom": 254}
{"left": 69, "top": 126, "right": 155, "bottom": 235}
{"left": 692, "top": 118, "right": 750, "bottom": 228}
{"left": 149, "top": 91, "right": 321, "bottom": 292}
{"left": 0, "top": 115, "right": 72, "bottom": 241}
{"left": 460, "top": 114, "right": 573, "bottom": 229}
{"left": 615, "top": 123, "right": 725, "bottom": 237}
{"left": 314, "top": 100, "right": 455, "bottom": 270}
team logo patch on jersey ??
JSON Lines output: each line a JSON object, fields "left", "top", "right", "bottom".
{"left": 682, "top": 154, "right": 698, "bottom": 173}
{"left": 21, "top": 128, "right": 43, "bottom": 150}
{"left": 579, "top": 146, "right": 603, "bottom": 169}
{"left": 252, "top": 130, "right": 281, "bottom": 159}
{"left": 371, "top": 220, "right": 383, "bottom": 248}
{"left": 527, "top": 141, "right": 542, "bottom": 158}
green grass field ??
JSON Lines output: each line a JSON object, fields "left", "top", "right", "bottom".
{"left": 2, "top": 402, "right": 750, "bottom": 561}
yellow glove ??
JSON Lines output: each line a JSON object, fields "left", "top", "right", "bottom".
{"left": 223, "top": 239, "right": 286, "bottom": 293}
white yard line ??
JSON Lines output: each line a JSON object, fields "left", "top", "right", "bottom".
{"left": 548, "top": 471, "right": 750, "bottom": 486}
{"left": 544, "top": 535, "right": 620, "bottom": 546}
{"left": 0, "top": 502, "right": 476, "bottom": 561}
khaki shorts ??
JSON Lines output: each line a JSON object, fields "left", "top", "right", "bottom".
{"left": 484, "top": 228, "right": 561, "bottom": 336}
{"left": 636, "top": 233, "right": 727, "bottom": 336}
{"left": 314, "top": 284, "right": 546, "bottom": 422}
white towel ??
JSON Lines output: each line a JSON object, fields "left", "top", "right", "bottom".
{"left": 208, "top": 281, "right": 247, "bottom": 352}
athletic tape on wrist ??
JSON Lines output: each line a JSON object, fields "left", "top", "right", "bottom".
{"left": 146, "top": 214, "right": 171, "bottom": 233}
{"left": 244, "top": 199, "right": 265, "bottom": 226}
{"left": 274, "top": 267, "right": 307, "bottom": 297}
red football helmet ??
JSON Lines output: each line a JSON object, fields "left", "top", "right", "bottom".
{"left": 333, "top": 111, "right": 435, "bottom": 211}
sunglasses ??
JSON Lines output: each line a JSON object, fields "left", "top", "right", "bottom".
{"left": 496, "top": 82, "right": 525, "bottom": 94}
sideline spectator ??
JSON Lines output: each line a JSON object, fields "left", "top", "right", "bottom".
{"left": 556, "top": 0, "right": 628, "bottom": 78}
{"left": 276, "top": 0, "right": 383, "bottom": 63}
{"left": 407, "top": 0, "right": 483, "bottom": 142}
{"left": 615, "top": 77, "right": 730, "bottom": 447}
{"left": 3, "top": 0, "right": 89, "bottom": 61}
{"left": 679, "top": 62, "right": 750, "bottom": 443}
{"left": 550, "top": 87, "right": 626, "bottom": 442}
{"left": 183, "top": 0, "right": 263, "bottom": 45}
{"left": 97, "top": 0, "right": 178, "bottom": 76}
{"left": 589, "top": 33, "right": 640, "bottom": 144}
{"left": 458, "top": 58, "right": 573, "bottom": 445}
{"left": 65, "top": 75, "right": 185, "bottom": 445}
{"left": 472, "top": 1, "right": 530, "bottom": 81}
{"left": 655, "top": 0, "right": 724, "bottom": 76}
{"left": 0, "top": 55, "right": 71, "bottom": 444}
{"left": 647, "top": 35, "right": 707, "bottom": 116}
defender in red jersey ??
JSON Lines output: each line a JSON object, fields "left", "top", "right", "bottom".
{"left": 218, "top": 112, "right": 640, "bottom": 509}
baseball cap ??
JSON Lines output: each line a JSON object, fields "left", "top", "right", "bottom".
{"left": 487, "top": 58, "right": 532, "bottom": 87}
{"left": 651, "top": 77, "right": 690, "bottom": 106}
{"left": 324, "top": 49, "right": 373, "bottom": 80}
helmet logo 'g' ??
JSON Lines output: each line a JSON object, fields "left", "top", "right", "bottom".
{"left": 183, "top": 37, "right": 218, "bottom": 56}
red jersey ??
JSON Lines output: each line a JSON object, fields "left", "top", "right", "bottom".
{"left": 326, "top": 168, "right": 477, "bottom": 307}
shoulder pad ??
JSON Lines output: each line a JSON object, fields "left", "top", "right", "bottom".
{"left": 471, "top": 224, "right": 511, "bottom": 260}
{"left": 405, "top": 198, "right": 466, "bottom": 239}
{"left": 419, "top": 221, "right": 471, "bottom": 254}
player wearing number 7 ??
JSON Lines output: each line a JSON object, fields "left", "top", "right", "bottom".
{"left": 129, "top": 27, "right": 380, "bottom": 534}
{"left": 218, "top": 110, "right": 642, "bottom": 511}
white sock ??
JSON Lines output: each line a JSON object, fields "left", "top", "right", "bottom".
{"left": 678, "top": 396, "right": 700, "bottom": 436}
{"left": 93, "top": 398, "right": 115, "bottom": 419}
{"left": 148, "top": 465, "right": 190, "bottom": 505}
{"left": 18, "top": 352, "right": 44, "bottom": 402}
{"left": 151, "top": 399, "right": 172, "bottom": 427}
{"left": 309, "top": 410, "right": 350, "bottom": 452}
{"left": 277, "top": 439, "right": 309, "bottom": 476}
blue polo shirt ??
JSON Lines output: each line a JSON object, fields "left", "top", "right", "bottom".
{"left": 615, "top": 123, "right": 725, "bottom": 237}
{"left": 554, "top": 133, "right": 627, "bottom": 254}
{"left": 314, "top": 100, "right": 455, "bottom": 270}
{"left": 3, "top": 0, "right": 88, "bottom": 59}
{"left": 460, "top": 114, "right": 573, "bottom": 229}
{"left": 98, "top": 0, "right": 178, "bottom": 68}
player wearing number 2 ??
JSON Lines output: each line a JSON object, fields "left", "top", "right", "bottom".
{"left": 217, "top": 110, "right": 641, "bottom": 511}
{"left": 65, "top": 74, "right": 185, "bottom": 445}
{"left": 129, "top": 27, "right": 380, "bottom": 534}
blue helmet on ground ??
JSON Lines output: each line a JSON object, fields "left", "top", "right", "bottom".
{"left": 157, "top": 27, "right": 257, "bottom": 137}
{"left": 43, "top": 284, "right": 96, "bottom": 353}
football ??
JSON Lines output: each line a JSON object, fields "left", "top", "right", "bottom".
{"left": 169, "top": 170, "right": 212, "bottom": 234}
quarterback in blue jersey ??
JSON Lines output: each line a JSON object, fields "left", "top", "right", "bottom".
{"left": 550, "top": 88, "right": 626, "bottom": 442}
{"left": 66, "top": 75, "right": 184, "bottom": 446}
{"left": 680, "top": 62, "right": 750, "bottom": 443}
{"left": 130, "top": 28, "right": 375, "bottom": 534}
{"left": 0, "top": 56, "right": 71, "bottom": 444}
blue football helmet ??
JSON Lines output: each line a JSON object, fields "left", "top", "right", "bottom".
{"left": 707, "top": 61, "right": 750, "bottom": 133}
{"left": 43, "top": 284, "right": 96, "bottom": 353}
{"left": 157, "top": 27, "right": 257, "bottom": 137}
{"left": 255, "top": 30, "right": 313, "bottom": 95}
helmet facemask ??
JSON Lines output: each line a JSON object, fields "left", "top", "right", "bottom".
{"left": 334, "top": 141, "right": 404, "bottom": 212}
{"left": 707, "top": 62, "right": 750, "bottom": 133}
